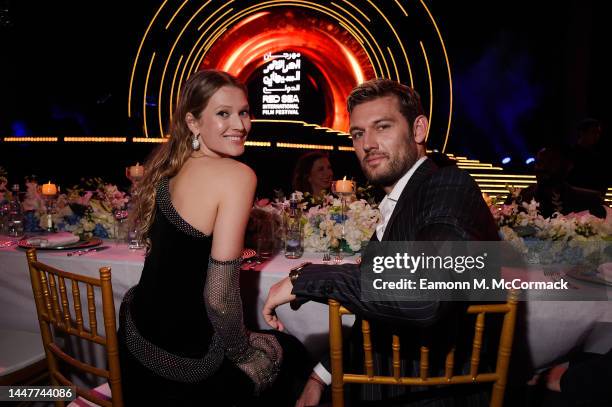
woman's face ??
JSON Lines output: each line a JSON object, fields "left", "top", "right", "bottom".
{"left": 308, "top": 157, "right": 333, "bottom": 195}
{"left": 186, "top": 85, "right": 251, "bottom": 158}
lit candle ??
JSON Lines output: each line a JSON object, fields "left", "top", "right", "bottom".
{"left": 334, "top": 176, "right": 354, "bottom": 193}
{"left": 129, "top": 162, "right": 144, "bottom": 178}
{"left": 41, "top": 181, "right": 57, "bottom": 196}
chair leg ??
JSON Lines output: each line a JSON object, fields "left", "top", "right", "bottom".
{"left": 329, "top": 300, "right": 345, "bottom": 407}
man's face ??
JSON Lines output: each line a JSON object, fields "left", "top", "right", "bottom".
{"left": 349, "top": 95, "right": 419, "bottom": 188}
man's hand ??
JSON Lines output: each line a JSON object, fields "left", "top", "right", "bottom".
{"left": 546, "top": 362, "right": 568, "bottom": 392}
{"left": 262, "top": 276, "right": 296, "bottom": 331}
{"left": 295, "top": 373, "right": 326, "bottom": 407}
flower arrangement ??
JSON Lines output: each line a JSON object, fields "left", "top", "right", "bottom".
{"left": 302, "top": 195, "right": 380, "bottom": 252}
{"left": 485, "top": 192, "right": 612, "bottom": 266}
{"left": 252, "top": 189, "right": 381, "bottom": 253}
{"left": 20, "top": 176, "right": 130, "bottom": 240}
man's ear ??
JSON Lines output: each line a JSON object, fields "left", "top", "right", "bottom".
{"left": 412, "top": 115, "right": 429, "bottom": 145}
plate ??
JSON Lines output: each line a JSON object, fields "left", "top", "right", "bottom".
{"left": 18, "top": 237, "right": 103, "bottom": 250}
{"left": 242, "top": 248, "right": 257, "bottom": 260}
{"left": 566, "top": 267, "right": 612, "bottom": 287}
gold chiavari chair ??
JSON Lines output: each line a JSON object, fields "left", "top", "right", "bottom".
{"left": 329, "top": 291, "right": 519, "bottom": 407}
{"left": 26, "top": 248, "right": 123, "bottom": 407}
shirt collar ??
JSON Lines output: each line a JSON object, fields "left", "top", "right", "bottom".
{"left": 386, "top": 156, "right": 428, "bottom": 202}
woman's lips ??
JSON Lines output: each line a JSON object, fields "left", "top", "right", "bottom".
{"left": 224, "top": 134, "right": 246, "bottom": 143}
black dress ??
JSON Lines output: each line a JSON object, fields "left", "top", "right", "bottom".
{"left": 117, "top": 177, "right": 311, "bottom": 406}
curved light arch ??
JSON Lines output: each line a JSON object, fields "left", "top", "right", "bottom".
{"left": 129, "top": 0, "right": 453, "bottom": 151}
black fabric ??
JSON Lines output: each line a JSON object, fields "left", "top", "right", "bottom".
{"left": 292, "top": 160, "right": 503, "bottom": 406}
{"left": 119, "top": 328, "right": 311, "bottom": 406}
{"left": 117, "top": 179, "right": 310, "bottom": 405}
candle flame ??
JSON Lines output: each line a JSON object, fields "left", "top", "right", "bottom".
{"left": 342, "top": 176, "right": 347, "bottom": 181}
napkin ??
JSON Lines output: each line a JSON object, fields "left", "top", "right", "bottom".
{"left": 26, "top": 232, "right": 80, "bottom": 248}
{"left": 597, "top": 263, "right": 612, "bottom": 282}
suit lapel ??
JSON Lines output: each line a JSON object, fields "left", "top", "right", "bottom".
{"left": 381, "top": 159, "right": 438, "bottom": 241}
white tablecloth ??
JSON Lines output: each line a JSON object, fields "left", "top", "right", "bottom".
{"left": 1, "top": 240, "right": 611, "bottom": 369}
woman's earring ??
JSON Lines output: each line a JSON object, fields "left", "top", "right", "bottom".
{"left": 192, "top": 133, "right": 200, "bottom": 151}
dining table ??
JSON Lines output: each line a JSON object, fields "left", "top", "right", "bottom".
{"left": 1, "top": 236, "right": 611, "bottom": 373}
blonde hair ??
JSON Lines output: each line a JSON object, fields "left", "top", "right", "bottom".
{"left": 130, "top": 70, "right": 247, "bottom": 251}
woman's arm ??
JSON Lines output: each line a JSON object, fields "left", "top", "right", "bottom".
{"left": 204, "top": 162, "right": 281, "bottom": 392}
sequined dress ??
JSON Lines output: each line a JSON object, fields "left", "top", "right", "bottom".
{"left": 117, "top": 177, "right": 310, "bottom": 406}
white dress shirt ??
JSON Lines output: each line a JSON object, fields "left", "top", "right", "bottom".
{"left": 313, "top": 156, "right": 428, "bottom": 385}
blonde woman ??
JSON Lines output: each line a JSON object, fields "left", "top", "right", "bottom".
{"left": 118, "top": 70, "right": 309, "bottom": 406}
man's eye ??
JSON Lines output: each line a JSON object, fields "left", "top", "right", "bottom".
{"left": 352, "top": 132, "right": 363, "bottom": 139}
{"left": 376, "top": 124, "right": 389, "bottom": 131}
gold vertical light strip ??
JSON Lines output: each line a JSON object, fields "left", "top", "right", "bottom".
{"left": 419, "top": 41, "right": 433, "bottom": 141}
{"left": 341, "top": 0, "right": 371, "bottom": 22}
{"left": 419, "top": 0, "right": 453, "bottom": 152}
{"left": 168, "top": 54, "right": 184, "bottom": 122}
{"left": 157, "top": 1, "right": 211, "bottom": 137}
{"left": 387, "top": 46, "right": 400, "bottom": 82}
{"left": 339, "top": 22, "right": 364, "bottom": 44}
{"left": 165, "top": 0, "right": 189, "bottom": 30}
{"left": 194, "top": 7, "right": 235, "bottom": 61}
{"left": 172, "top": 4, "right": 235, "bottom": 106}
{"left": 143, "top": 52, "right": 156, "bottom": 138}
{"left": 296, "top": 1, "right": 388, "bottom": 77}
{"left": 189, "top": 1, "right": 383, "bottom": 82}
{"left": 393, "top": 0, "right": 408, "bottom": 17}
{"left": 365, "top": 0, "right": 413, "bottom": 86}
{"left": 128, "top": 0, "right": 167, "bottom": 118}
{"left": 192, "top": 26, "right": 229, "bottom": 73}
{"left": 281, "top": 1, "right": 386, "bottom": 78}
{"left": 198, "top": 1, "right": 234, "bottom": 30}
{"left": 197, "top": 28, "right": 228, "bottom": 67}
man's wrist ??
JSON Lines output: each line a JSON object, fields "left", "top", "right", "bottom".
{"left": 288, "top": 262, "right": 312, "bottom": 285}
{"left": 309, "top": 372, "right": 327, "bottom": 388}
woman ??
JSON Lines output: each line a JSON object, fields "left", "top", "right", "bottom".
{"left": 292, "top": 151, "right": 334, "bottom": 196}
{"left": 118, "top": 70, "right": 309, "bottom": 406}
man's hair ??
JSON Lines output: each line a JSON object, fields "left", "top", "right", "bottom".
{"left": 347, "top": 78, "right": 425, "bottom": 128}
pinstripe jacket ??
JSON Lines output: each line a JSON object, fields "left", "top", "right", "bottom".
{"left": 291, "top": 159, "right": 501, "bottom": 405}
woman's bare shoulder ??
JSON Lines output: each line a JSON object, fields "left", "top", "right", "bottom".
{"left": 185, "top": 158, "right": 256, "bottom": 194}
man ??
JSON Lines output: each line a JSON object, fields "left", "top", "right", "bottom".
{"left": 263, "top": 78, "right": 499, "bottom": 406}
{"left": 567, "top": 118, "right": 608, "bottom": 197}
{"left": 516, "top": 145, "right": 605, "bottom": 218}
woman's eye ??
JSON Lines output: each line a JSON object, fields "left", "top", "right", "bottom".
{"left": 239, "top": 110, "right": 250, "bottom": 117}
{"left": 217, "top": 111, "right": 229, "bottom": 118}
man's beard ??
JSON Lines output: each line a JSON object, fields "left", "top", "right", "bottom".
{"left": 361, "top": 146, "right": 418, "bottom": 188}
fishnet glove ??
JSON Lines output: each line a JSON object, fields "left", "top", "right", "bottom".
{"left": 235, "top": 332, "right": 283, "bottom": 394}
{"left": 205, "top": 257, "right": 282, "bottom": 393}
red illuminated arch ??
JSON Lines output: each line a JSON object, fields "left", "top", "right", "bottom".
{"left": 201, "top": 9, "right": 374, "bottom": 131}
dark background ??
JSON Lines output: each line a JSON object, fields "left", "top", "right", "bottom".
{"left": 0, "top": 0, "right": 609, "bottom": 194}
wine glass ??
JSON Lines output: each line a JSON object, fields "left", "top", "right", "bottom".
{"left": 112, "top": 205, "right": 129, "bottom": 245}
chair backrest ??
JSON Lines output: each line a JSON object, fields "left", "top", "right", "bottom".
{"left": 26, "top": 248, "right": 123, "bottom": 407}
{"left": 329, "top": 292, "right": 518, "bottom": 407}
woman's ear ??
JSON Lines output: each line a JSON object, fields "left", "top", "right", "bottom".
{"left": 185, "top": 112, "right": 198, "bottom": 134}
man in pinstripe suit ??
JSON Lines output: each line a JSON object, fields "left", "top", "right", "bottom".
{"left": 263, "top": 78, "right": 499, "bottom": 406}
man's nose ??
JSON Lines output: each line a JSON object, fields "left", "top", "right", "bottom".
{"left": 362, "top": 130, "right": 378, "bottom": 152}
